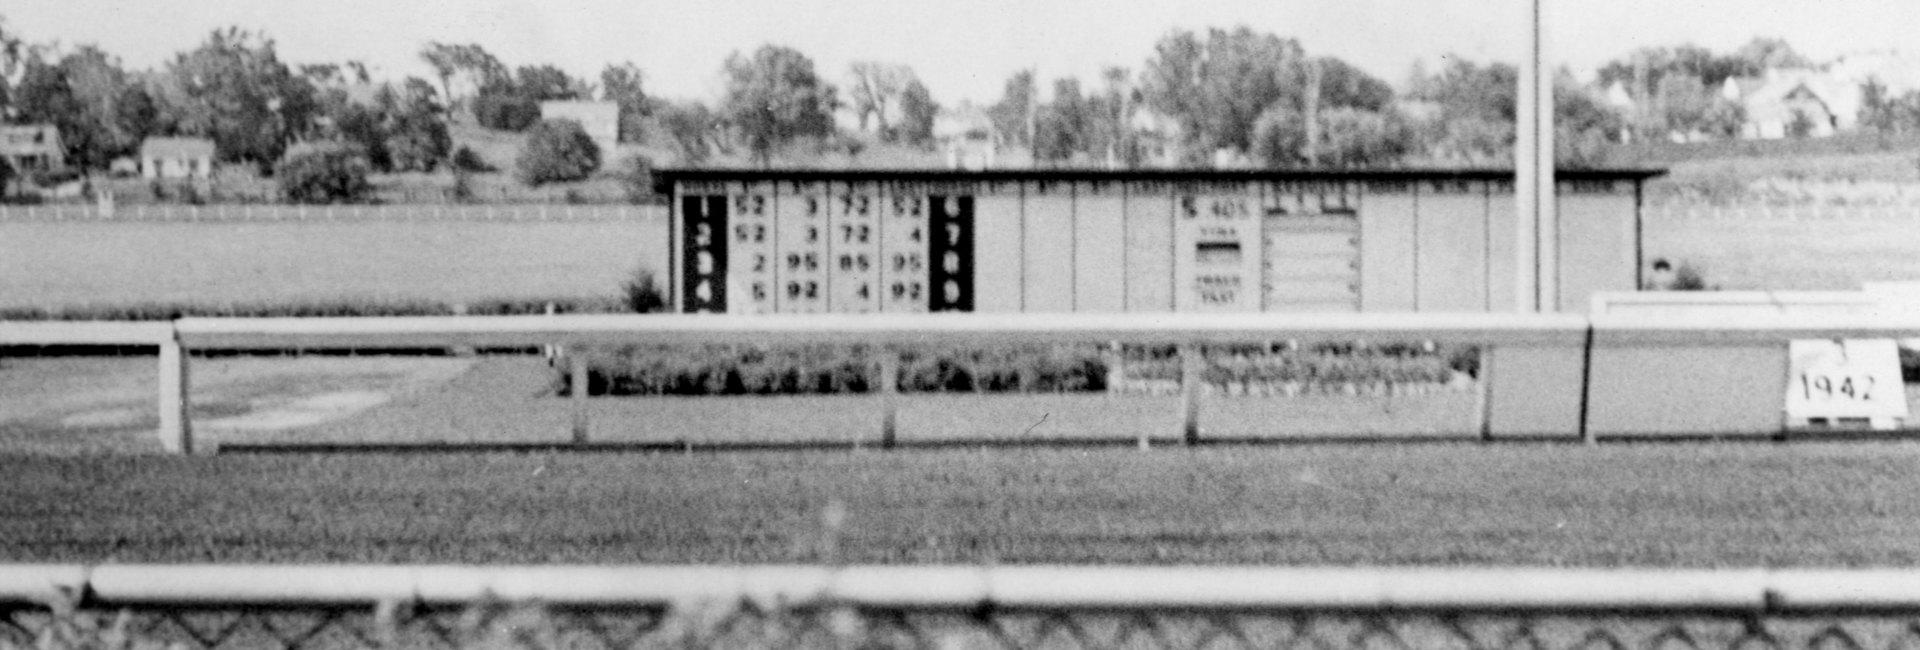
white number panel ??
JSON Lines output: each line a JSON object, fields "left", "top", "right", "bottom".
{"left": 879, "top": 183, "right": 929, "bottom": 312}
{"left": 828, "top": 183, "right": 881, "bottom": 313}
{"left": 776, "top": 181, "right": 830, "bottom": 313}
{"left": 727, "top": 182, "right": 777, "bottom": 314}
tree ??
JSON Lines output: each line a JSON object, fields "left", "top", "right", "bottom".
{"left": 516, "top": 118, "right": 600, "bottom": 185}
{"left": 276, "top": 141, "right": 371, "bottom": 204}
{"left": 1654, "top": 74, "right": 1713, "bottom": 139}
{"left": 419, "top": 42, "right": 505, "bottom": 118}
{"left": 159, "top": 27, "right": 317, "bottom": 170}
{"left": 515, "top": 64, "right": 585, "bottom": 101}
{"left": 600, "top": 61, "right": 647, "bottom": 143}
{"left": 0, "top": 16, "right": 25, "bottom": 115}
{"left": 1035, "top": 77, "right": 1092, "bottom": 163}
{"left": 721, "top": 45, "right": 837, "bottom": 165}
{"left": 386, "top": 78, "right": 450, "bottom": 171}
{"left": 1141, "top": 27, "right": 1308, "bottom": 156}
{"left": 657, "top": 100, "right": 717, "bottom": 165}
{"left": 56, "top": 46, "right": 148, "bottom": 168}
{"left": 892, "top": 78, "right": 938, "bottom": 147}
{"left": 988, "top": 69, "right": 1035, "bottom": 149}
{"left": 847, "top": 61, "right": 909, "bottom": 133}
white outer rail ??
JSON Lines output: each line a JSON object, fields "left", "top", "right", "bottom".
{"left": 5, "top": 312, "right": 1920, "bottom": 453}
{"left": 2, "top": 564, "right": 1918, "bottom": 611}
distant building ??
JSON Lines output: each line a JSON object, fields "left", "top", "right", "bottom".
{"left": 1722, "top": 70, "right": 1854, "bottom": 139}
{"left": 539, "top": 101, "right": 621, "bottom": 156}
{"left": 933, "top": 102, "right": 998, "bottom": 169}
{"left": 0, "top": 124, "right": 66, "bottom": 175}
{"left": 140, "top": 137, "right": 217, "bottom": 180}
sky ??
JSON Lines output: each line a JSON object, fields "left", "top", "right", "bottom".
{"left": 7, "top": 0, "right": 1918, "bottom": 105}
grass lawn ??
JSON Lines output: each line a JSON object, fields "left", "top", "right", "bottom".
{"left": 0, "top": 217, "right": 668, "bottom": 309}
{"left": 2, "top": 443, "right": 1918, "bottom": 565}
{"left": 1644, "top": 212, "right": 1920, "bottom": 290}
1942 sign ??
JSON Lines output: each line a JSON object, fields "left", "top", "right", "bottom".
{"left": 1785, "top": 338, "right": 1909, "bottom": 428}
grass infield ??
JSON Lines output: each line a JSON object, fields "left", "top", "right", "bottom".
{"left": 3, "top": 443, "right": 1917, "bottom": 566}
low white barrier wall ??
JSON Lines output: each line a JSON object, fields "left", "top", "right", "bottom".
{"left": 3, "top": 312, "right": 1916, "bottom": 453}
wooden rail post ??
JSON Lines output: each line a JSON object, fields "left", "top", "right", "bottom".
{"left": 157, "top": 337, "right": 193, "bottom": 454}
{"left": 878, "top": 350, "right": 900, "bottom": 448}
{"left": 569, "top": 352, "right": 590, "bottom": 444}
{"left": 1179, "top": 343, "right": 1203, "bottom": 445}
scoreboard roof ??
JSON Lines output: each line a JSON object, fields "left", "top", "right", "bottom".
{"left": 651, "top": 168, "right": 1667, "bottom": 195}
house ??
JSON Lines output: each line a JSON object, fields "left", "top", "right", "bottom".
{"left": 538, "top": 101, "right": 621, "bottom": 156}
{"left": 932, "top": 102, "right": 998, "bottom": 169}
{"left": 0, "top": 124, "right": 66, "bottom": 175}
{"left": 1723, "top": 69, "right": 1858, "bottom": 139}
{"left": 140, "top": 137, "right": 217, "bottom": 180}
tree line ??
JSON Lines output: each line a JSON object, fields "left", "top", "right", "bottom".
{"left": 4, "top": 12, "right": 1907, "bottom": 190}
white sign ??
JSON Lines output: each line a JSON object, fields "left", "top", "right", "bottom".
{"left": 1173, "top": 187, "right": 1262, "bottom": 312}
{"left": 1785, "top": 339, "right": 1909, "bottom": 426}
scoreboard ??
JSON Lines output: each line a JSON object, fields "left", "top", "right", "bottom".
{"left": 677, "top": 179, "right": 972, "bottom": 314}
{"left": 664, "top": 169, "right": 1660, "bottom": 315}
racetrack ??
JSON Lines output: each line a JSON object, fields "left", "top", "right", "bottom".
{"left": 3, "top": 442, "right": 1917, "bottom": 565}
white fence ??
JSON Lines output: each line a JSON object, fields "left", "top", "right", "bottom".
{"left": 0, "top": 203, "right": 663, "bottom": 222}
{"left": 3, "top": 312, "right": 1917, "bottom": 454}
{"left": 1647, "top": 202, "right": 1920, "bottom": 221}
{"left": 4, "top": 564, "right": 1920, "bottom": 649}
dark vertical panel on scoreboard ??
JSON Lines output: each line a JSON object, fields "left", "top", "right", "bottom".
{"left": 929, "top": 194, "right": 974, "bottom": 311}
{"left": 681, "top": 195, "right": 729, "bottom": 313}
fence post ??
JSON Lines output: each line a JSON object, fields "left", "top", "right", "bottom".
{"left": 569, "top": 351, "right": 590, "bottom": 444}
{"left": 1179, "top": 344, "right": 1203, "bottom": 445}
{"left": 158, "top": 336, "right": 193, "bottom": 454}
{"left": 1475, "top": 345, "right": 1494, "bottom": 440}
{"left": 878, "top": 350, "right": 900, "bottom": 448}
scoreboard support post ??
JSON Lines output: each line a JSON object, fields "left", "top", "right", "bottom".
{"left": 877, "top": 350, "right": 900, "bottom": 448}
{"left": 1179, "top": 344, "right": 1204, "bottom": 445}
{"left": 570, "top": 352, "right": 591, "bottom": 444}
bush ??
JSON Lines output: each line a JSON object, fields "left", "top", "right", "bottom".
{"left": 275, "top": 142, "right": 373, "bottom": 204}
{"left": 622, "top": 266, "right": 667, "bottom": 313}
{"left": 472, "top": 91, "right": 541, "bottom": 131}
{"left": 450, "top": 145, "right": 494, "bottom": 172}
{"left": 515, "top": 118, "right": 601, "bottom": 187}
{"left": 621, "top": 154, "right": 657, "bottom": 204}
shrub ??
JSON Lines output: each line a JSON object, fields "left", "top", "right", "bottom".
{"left": 622, "top": 266, "right": 668, "bottom": 313}
{"left": 450, "top": 145, "right": 494, "bottom": 172}
{"left": 515, "top": 118, "right": 601, "bottom": 187}
{"left": 275, "top": 142, "right": 373, "bottom": 204}
{"left": 1673, "top": 262, "right": 1712, "bottom": 291}
{"left": 472, "top": 91, "right": 541, "bottom": 131}
{"left": 621, "top": 154, "right": 657, "bottom": 204}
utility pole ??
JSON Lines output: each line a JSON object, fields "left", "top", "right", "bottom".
{"left": 1515, "top": 0, "right": 1556, "bottom": 312}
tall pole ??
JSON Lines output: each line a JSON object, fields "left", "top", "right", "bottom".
{"left": 1515, "top": 0, "right": 1556, "bottom": 312}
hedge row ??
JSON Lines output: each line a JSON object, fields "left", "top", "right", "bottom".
{"left": 566, "top": 343, "right": 1472, "bottom": 396}
{"left": 571, "top": 344, "right": 1109, "bottom": 396}
{"left": 0, "top": 297, "right": 631, "bottom": 321}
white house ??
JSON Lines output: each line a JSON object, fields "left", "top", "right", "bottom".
{"left": 139, "top": 137, "right": 216, "bottom": 180}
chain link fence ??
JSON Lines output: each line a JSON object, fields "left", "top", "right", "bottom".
{"left": 6, "top": 565, "right": 1920, "bottom": 649}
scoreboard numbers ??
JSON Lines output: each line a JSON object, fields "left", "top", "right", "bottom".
{"left": 680, "top": 194, "right": 728, "bottom": 313}
{"left": 680, "top": 180, "right": 971, "bottom": 314}
{"left": 828, "top": 184, "right": 881, "bottom": 313}
{"left": 777, "top": 182, "right": 830, "bottom": 313}
{"left": 728, "top": 184, "right": 777, "bottom": 314}
{"left": 928, "top": 194, "right": 974, "bottom": 312}
{"left": 879, "top": 184, "right": 930, "bottom": 312}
